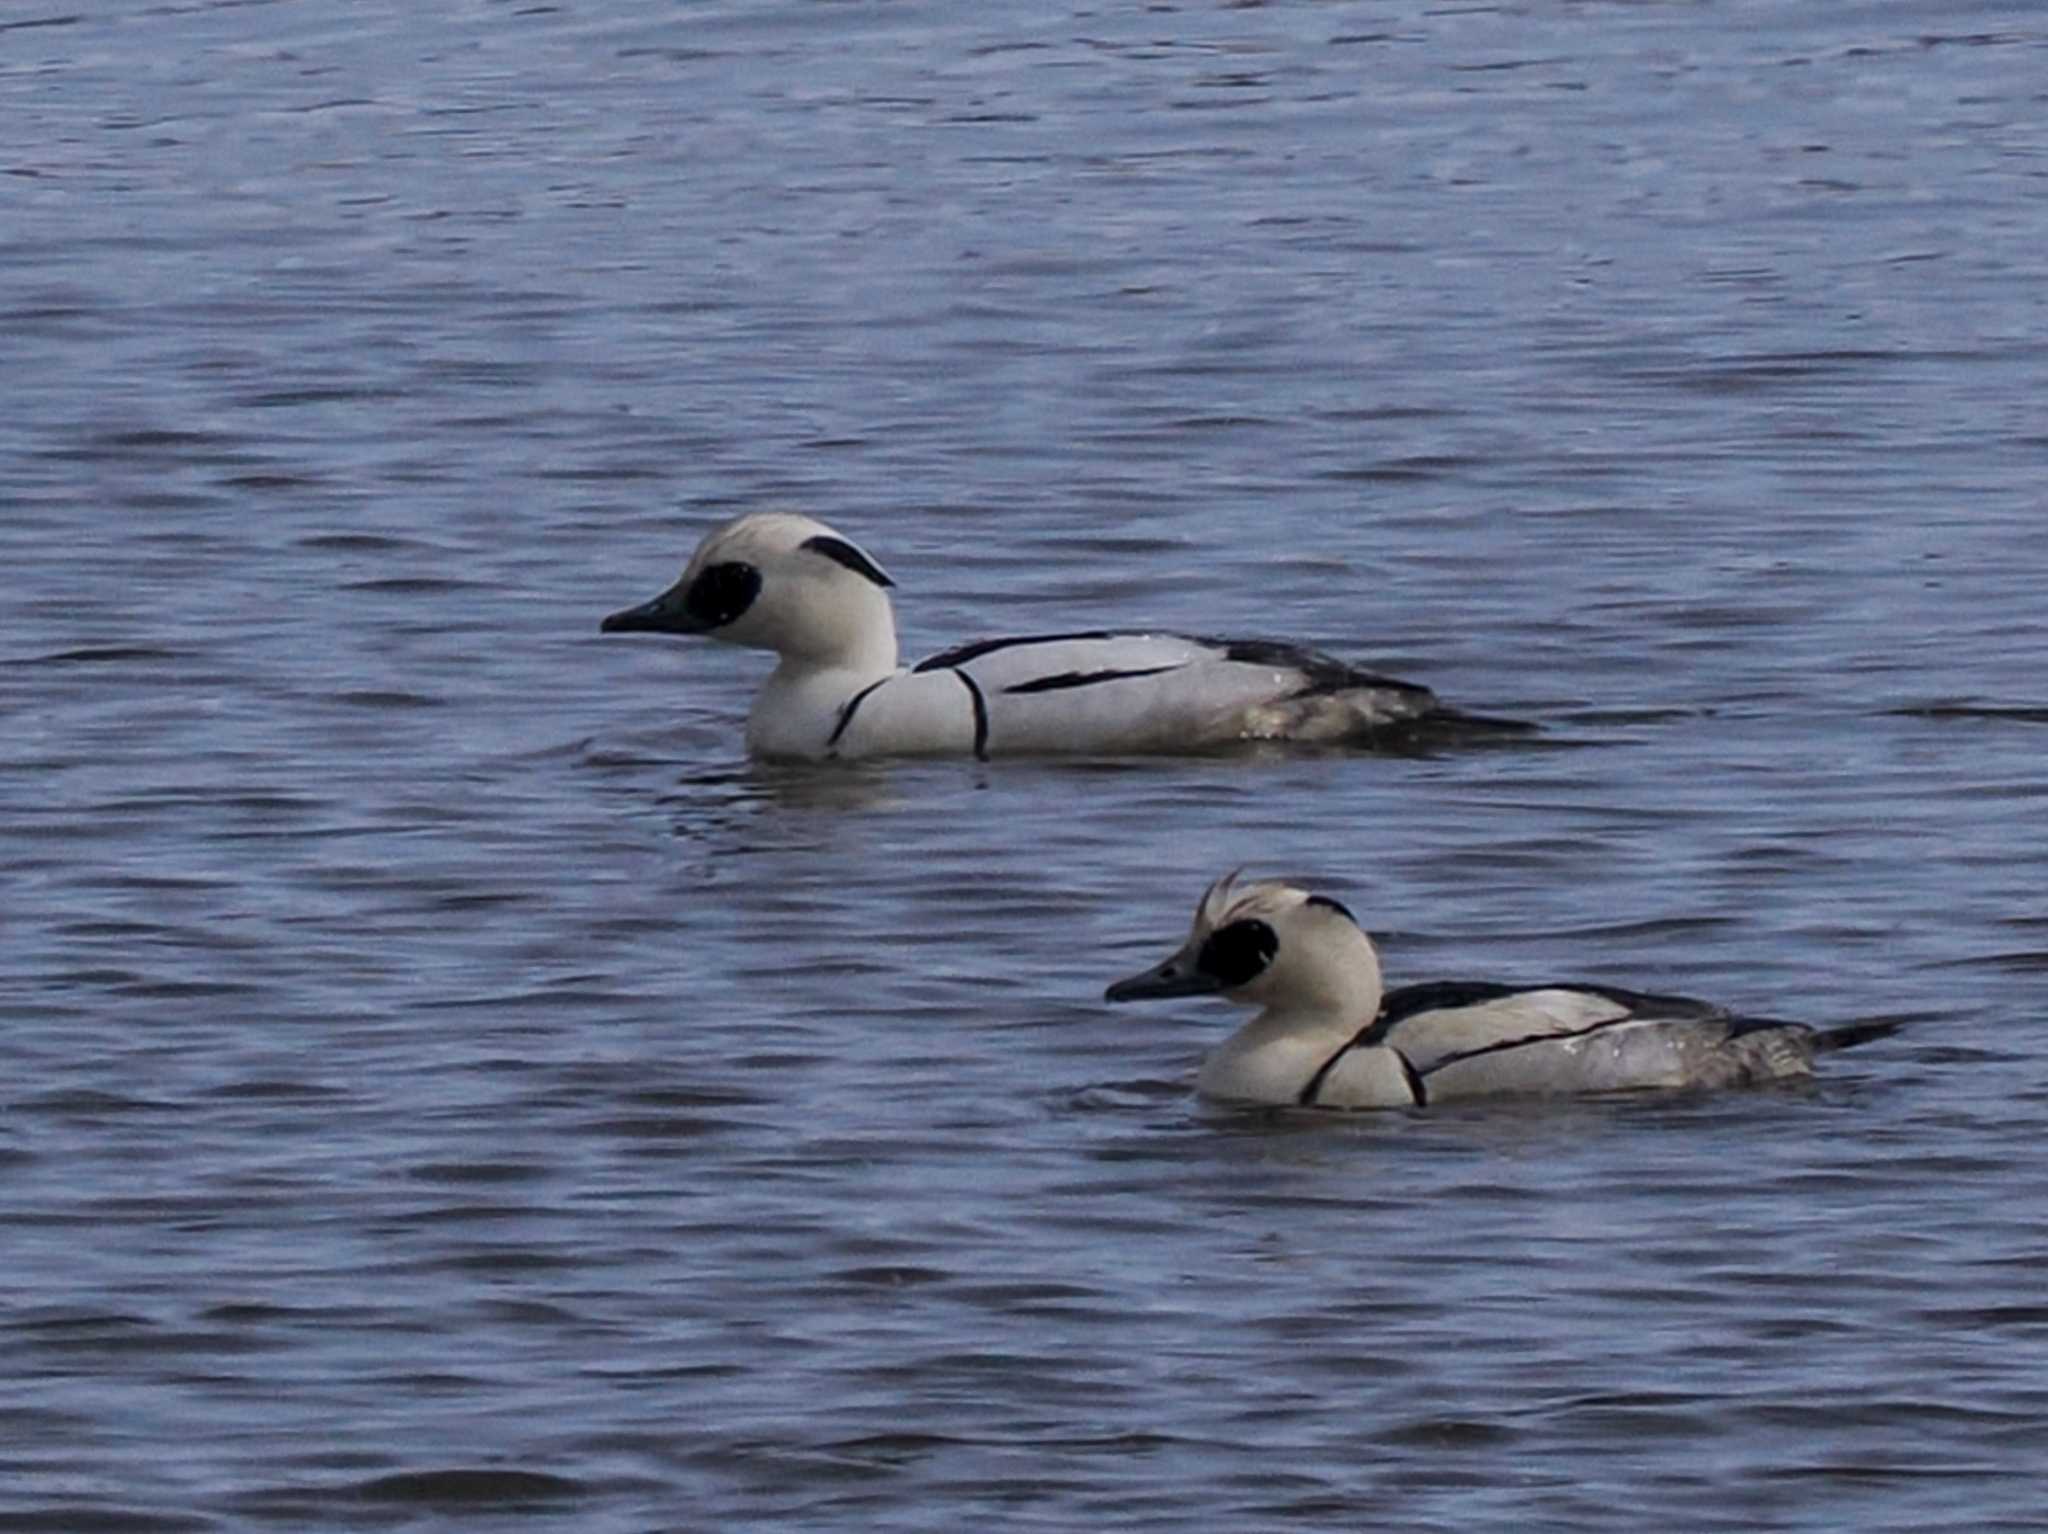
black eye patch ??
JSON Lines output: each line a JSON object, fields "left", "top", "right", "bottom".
{"left": 685, "top": 561, "right": 762, "bottom": 628}
{"left": 1196, "top": 918, "right": 1278, "bottom": 988}
{"left": 801, "top": 534, "right": 894, "bottom": 589}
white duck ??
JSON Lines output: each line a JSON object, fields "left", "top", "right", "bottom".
{"left": 599, "top": 512, "right": 1526, "bottom": 760}
{"left": 1105, "top": 873, "right": 1898, "bottom": 1108}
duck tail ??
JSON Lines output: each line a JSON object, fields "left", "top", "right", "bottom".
{"left": 1348, "top": 704, "right": 1539, "bottom": 755}
{"left": 1431, "top": 706, "right": 1541, "bottom": 739}
{"left": 1814, "top": 1015, "right": 1913, "bottom": 1053}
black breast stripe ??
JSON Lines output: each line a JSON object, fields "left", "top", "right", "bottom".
{"left": 1302, "top": 1020, "right": 1377, "bottom": 1105}
{"left": 1298, "top": 1045, "right": 1351, "bottom": 1106}
{"left": 826, "top": 677, "right": 890, "bottom": 755}
{"left": 951, "top": 670, "right": 990, "bottom": 760}
{"left": 1003, "top": 664, "right": 1181, "bottom": 695}
{"left": 1299, "top": 1039, "right": 1428, "bottom": 1107}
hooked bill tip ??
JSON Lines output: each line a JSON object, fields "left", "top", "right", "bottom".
{"left": 1104, "top": 962, "right": 1219, "bottom": 1003}
{"left": 601, "top": 595, "right": 697, "bottom": 635}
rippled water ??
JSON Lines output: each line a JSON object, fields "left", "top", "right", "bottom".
{"left": 5, "top": 3, "right": 2048, "bottom": 1528}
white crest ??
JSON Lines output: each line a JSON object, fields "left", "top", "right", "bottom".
{"left": 1194, "top": 870, "right": 1317, "bottom": 936}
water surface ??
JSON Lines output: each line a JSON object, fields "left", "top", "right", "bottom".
{"left": 4, "top": 3, "right": 2047, "bottom": 1529}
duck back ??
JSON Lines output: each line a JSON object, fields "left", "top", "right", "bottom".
{"left": 891, "top": 630, "right": 1457, "bottom": 757}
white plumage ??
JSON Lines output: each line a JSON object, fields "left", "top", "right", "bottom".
{"left": 1105, "top": 873, "right": 1898, "bottom": 1109}
{"left": 600, "top": 512, "right": 1522, "bottom": 760}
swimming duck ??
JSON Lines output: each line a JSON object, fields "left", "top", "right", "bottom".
{"left": 1104, "top": 873, "right": 1897, "bottom": 1108}
{"left": 599, "top": 512, "right": 1526, "bottom": 760}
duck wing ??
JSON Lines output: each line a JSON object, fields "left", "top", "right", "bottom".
{"left": 1363, "top": 979, "right": 1729, "bottom": 1075}
{"left": 908, "top": 631, "right": 1468, "bottom": 753}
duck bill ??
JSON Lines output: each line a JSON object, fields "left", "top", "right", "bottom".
{"left": 1104, "top": 950, "right": 1220, "bottom": 1003}
{"left": 600, "top": 582, "right": 703, "bottom": 636}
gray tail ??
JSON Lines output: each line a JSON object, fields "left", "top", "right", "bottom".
{"left": 1815, "top": 1016, "right": 1912, "bottom": 1053}
{"left": 1357, "top": 706, "right": 1539, "bottom": 754}
{"left": 1433, "top": 707, "right": 1540, "bottom": 738}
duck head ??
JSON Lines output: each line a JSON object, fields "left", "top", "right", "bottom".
{"left": 601, "top": 512, "right": 900, "bottom": 675}
{"left": 1105, "top": 871, "right": 1385, "bottom": 1020}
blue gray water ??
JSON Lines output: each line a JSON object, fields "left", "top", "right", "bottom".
{"left": 5, "top": 2, "right": 2047, "bottom": 1528}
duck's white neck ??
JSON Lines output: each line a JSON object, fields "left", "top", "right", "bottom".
{"left": 1198, "top": 924, "right": 1387, "bottom": 1105}
{"left": 790, "top": 606, "right": 897, "bottom": 679}
{"left": 742, "top": 598, "right": 901, "bottom": 759}
{"left": 1199, "top": 1003, "right": 1380, "bottom": 1104}
{"left": 1264, "top": 920, "right": 1386, "bottom": 1021}
{"left": 767, "top": 584, "right": 899, "bottom": 680}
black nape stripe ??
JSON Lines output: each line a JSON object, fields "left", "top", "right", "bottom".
{"left": 1304, "top": 894, "right": 1357, "bottom": 925}
{"left": 1003, "top": 664, "right": 1180, "bottom": 695}
{"left": 826, "top": 677, "right": 890, "bottom": 754}
{"left": 952, "top": 670, "right": 990, "bottom": 760}
{"left": 913, "top": 631, "right": 1117, "bottom": 674}
{"left": 801, "top": 534, "right": 894, "bottom": 589}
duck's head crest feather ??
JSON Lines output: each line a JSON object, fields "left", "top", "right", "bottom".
{"left": 1195, "top": 870, "right": 1313, "bottom": 936}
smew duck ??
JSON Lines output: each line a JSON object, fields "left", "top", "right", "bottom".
{"left": 599, "top": 512, "right": 1527, "bottom": 760}
{"left": 1105, "top": 873, "right": 1898, "bottom": 1108}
